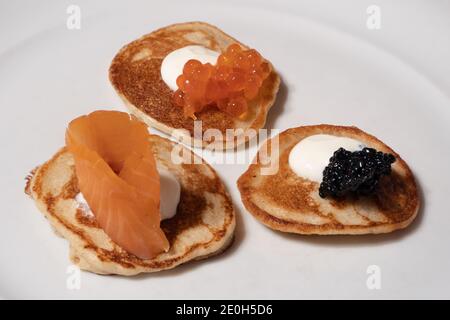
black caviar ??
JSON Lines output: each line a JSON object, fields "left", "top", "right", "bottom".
{"left": 319, "top": 147, "right": 396, "bottom": 198}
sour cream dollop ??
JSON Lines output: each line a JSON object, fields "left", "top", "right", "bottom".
{"left": 157, "top": 167, "right": 180, "bottom": 220}
{"left": 76, "top": 167, "right": 180, "bottom": 221}
{"left": 160, "top": 45, "right": 220, "bottom": 91}
{"left": 288, "top": 134, "right": 365, "bottom": 182}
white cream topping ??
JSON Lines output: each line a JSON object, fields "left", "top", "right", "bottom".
{"left": 75, "top": 193, "right": 94, "bottom": 218}
{"left": 156, "top": 167, "right": 180, "bottom": 220}
{"left": 160, "top": 45, "right": 220, "bottom": 91}
{"left": 75, "top": 167, "right": 181, "bottom": 221}
{"left": 288, "top": 134, "right": 365, "bottom": 182}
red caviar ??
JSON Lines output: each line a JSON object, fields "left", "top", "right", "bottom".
{"left": 173, "top": 44, "right": 271, "bottom": 118}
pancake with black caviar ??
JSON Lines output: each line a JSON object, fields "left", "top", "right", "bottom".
{"left": 109, "top": 21, "right": 280, "bottom": 149}
{"left": 237, "top": 125, "right": 420, "bottom": 235}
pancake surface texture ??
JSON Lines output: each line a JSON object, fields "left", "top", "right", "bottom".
{"left": 109, "top": 21, "right": 280, "bottom": 149}
{"left": 26, "top": 135, "right": 235, "bottom": 275}
{"left": 237, "top": 125, "right": 420, "bottom": 235}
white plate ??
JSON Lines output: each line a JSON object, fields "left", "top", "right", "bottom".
{"left": 1, "top": 0, "right": 450, "bottom": 299}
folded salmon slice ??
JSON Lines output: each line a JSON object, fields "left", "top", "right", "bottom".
{"left": 65, "top": 110, "right": 169, "bottom": 259}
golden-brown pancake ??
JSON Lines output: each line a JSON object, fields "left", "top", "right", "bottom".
{"left": 109, "top": 21, "right": 280, "bottom": 149}
{"left": 237, "top": 125, "right": 420, "bottom": 234}
{"left": 26, "top": 135, "right": 235, "bottom": 275}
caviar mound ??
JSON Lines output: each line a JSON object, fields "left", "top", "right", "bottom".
{"left": 65, "top": 110, "right": 169, "bottom": 259}
{"left": 319, "top": 147, "right": 396, "bottom": 198}
{"left": 174, "top": 44, "right": 271, "bottom": 118}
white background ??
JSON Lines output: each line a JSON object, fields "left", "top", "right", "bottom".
{"left": 1, "top": 0, "right": 449, "bottom": 299}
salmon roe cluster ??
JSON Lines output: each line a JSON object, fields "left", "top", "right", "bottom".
{"left": 173, "top": 44, "right": 271, "bottom": 118}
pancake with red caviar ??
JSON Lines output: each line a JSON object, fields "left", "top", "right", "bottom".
{"left": 25, "top": 112, "right": 235, "bottom": 275}
{"left": 237, "top": 125, "right": 420, "bottom": 235}
{"left": 109, "top": 21, "right": 280, "bottom": 150}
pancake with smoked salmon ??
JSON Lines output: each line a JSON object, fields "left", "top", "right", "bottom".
{"left": 109, "top": 21, "right": 280, "bottom": 149}
{"left": 65, "top": 111, "right": 168, "bottom": 259}
{"left": 25, "top": 111, "right": 236, "bottom": 275}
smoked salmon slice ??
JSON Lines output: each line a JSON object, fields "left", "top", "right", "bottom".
{"left": 65, "top": 110, "right": 169, "bottom": 259}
